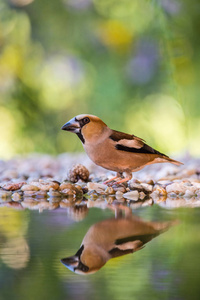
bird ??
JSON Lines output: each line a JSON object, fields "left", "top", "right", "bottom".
{"left": 61, "top": 114, "right": 183, "bottom": 183}
{"left": 61, "top": 210, "right": 174, "bottom": 274}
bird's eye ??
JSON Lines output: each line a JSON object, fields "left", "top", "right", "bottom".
{"left": 79, "top": 117, "right": 90, "bottom": 128}
{"left": 83, "top": 117, "right": 90, "bottom": 124}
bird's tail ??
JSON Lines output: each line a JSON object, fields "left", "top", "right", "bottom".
{"left": 165, "top": 157, "right": 183, "bottom": 166}
{"left": 154, "top": 156, "right": 183, "bottom": 166}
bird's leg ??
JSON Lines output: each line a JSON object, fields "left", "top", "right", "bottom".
{"left": 115, "top": 172, "right": 132, "bottom": 184}
{"left": 103, "top": 172, "right": 122, "bottom": 184}
{"left": 115, "top": 177, "right": 130, "bottom": 184}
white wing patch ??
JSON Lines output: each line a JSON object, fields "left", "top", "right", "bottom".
{"left": 117, "top": 138, "right": 144, "bottom": 149}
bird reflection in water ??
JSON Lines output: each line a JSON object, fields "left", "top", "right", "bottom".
{"left": 61, "top": 207, "right": 175, "bottom": 274}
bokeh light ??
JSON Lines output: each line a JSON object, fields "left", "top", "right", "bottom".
{"left": 0, "top": 0, "right": 199, "bottom": 158}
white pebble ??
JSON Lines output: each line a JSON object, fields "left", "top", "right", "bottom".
{"left": 123, "top": 190, "right": 139, "bottom": 201}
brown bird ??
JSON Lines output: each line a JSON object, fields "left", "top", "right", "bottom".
{"left": 61, "top": 114, "right": 183, "bottom": 183}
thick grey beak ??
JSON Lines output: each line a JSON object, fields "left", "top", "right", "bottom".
{"left": 61, "top": 118, "right": 80, "bottom": 133}
{"left": 61, "top": 256, "right": 79, "bottom": 272}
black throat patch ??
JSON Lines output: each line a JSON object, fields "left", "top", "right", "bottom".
{"left": 76, "top": 132, "right": 85, "bottom": 144}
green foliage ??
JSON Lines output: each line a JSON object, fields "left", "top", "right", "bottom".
{"left": 0, "top": 0, "right": 200, "bottom": 158}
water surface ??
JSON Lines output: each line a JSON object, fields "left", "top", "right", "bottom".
{"left": 0, "top": 204, "right": 200, "bottom": 300}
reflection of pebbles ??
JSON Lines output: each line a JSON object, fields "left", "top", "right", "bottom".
{"left": 1, "top": 236, "right": 30, "bottom": 269}
{"left": 66, "top": 204, "right": 88, "bottom": 221}
{"left": 157, "top": 197, "right": 200, "bottom": 208}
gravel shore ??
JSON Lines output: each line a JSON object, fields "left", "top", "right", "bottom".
{"left": 0, "top": 153, "right": 199, "bottom": 212}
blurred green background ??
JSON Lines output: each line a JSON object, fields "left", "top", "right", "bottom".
{"left": 0, "top": 0, "right": 200, "bottom": 159}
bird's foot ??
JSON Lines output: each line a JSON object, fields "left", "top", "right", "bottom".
{"left": 103, "top": 176, "right": 121, "bottom": 184}
{"left": 115, "top": 177, "right": 131, "bottom": 184}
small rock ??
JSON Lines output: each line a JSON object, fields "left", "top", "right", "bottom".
{"left": 140, "top": 183, "right": 153, "bottom": 192}
{"left": 31, "top": 180, "right": 59, "bottom": 191}
{"left": 23, "top": 190, "right": 47, "bottom": 198}
{"left": 128, "top": 182, "right": 143, "bottom": 191}
{"left": 184, "top": 190, "right": 194, "bottom": 199}
{"left": 166, "top": 182, "right": 186, "bottom": 194}
{"left": 87, "top": 182, "right": 107, "bottom": 191}
{"left": 61, "top": 189, "right": 76, "bottom": 197}
{"left": 60, "top": 183, "right": 75, "bottom": 190}
{"left": 21, "top": 185, "right": 40, "bottom": 191}
{"left": 21, "top": 200, "right": 38, "bottom": 209}
{"left": 105, "top": 187, "right": 115, "bottom": 195}
{"left": 12, "top": 192, "right": 22, "bottom": 202}
{"left": 2, "top": 181, "right": 26, "bottom": 191}
{"left": 139, "top": 192, "right": 146, "bottom": 200}
{"left": 0, "top": 190, "right": 12, "bottom": 198}
{"left": 123, "top": 190, "right": 139, "bottom": 201}
{"left": 147, "top": 180, "right": 154, "bottom": 185}
{"left": 169, "top": 192, "right": 177, "bottom": 198}
{"left": 153, "top": 185, "right": 167, "bottom": 196}
{"left": 115, "top": 191, "right": 124, "bottom": 202}
{"left": 47, "top": 189, "right": 61, "bottom": 198}
{"left": 112, "top": 185, "right": 126, "bottom": 193}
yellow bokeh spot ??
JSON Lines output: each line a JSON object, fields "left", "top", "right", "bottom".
{"left": 125, "top": 94, "right": 187, "bottom": 154}
{"left": 98, "top": 20, "right": 133, "bottom": 50}
{"left": 0, "top": 107, "right": 17, "bottom": 158}
{"left": 1, "top": 237, "right": 30, "bottom": 269}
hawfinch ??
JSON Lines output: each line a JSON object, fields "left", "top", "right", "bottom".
{"left": 61, "top": 114, "right": 182, "bottom": 183}
{"left": 61, "top": 213, "right": 172, "bottom": 274}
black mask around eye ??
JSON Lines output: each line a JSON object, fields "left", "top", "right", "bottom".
{"left": 79, "top": 117, "right": 90, "bottom": 128}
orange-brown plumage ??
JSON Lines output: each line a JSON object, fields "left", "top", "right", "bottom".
{"left": 62, "top": 114, "right": 183, "bottom": 182}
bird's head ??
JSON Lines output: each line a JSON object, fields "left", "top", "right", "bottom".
{"left": 61, "top": 114, "right": 108, "bottom": 143}
{"left": 61, "top": 244, "right": 108, "bottom": 275}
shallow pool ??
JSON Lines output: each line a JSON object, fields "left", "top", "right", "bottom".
{"left": 0, "top": 203, "right": 200, "bottom": 300}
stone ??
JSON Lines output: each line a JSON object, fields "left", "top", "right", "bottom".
{"left": 184, "top": 190, "right": 194, "bottom": 199}
{"left": 123, "top": 190, "right": 139, "bottom": 201}
{"left": 140, "top": 183, "right": 153, "bottom": 192}
{"left": 21, "top": 184, "right": 40, "bottom": 191}
{"left": 12, "top": 192, "right": 22, "bottom": 202}
{"left": 87, "top": 182, "right": 107, "bottom": 191}
{"left": 2, "top": 181, "right": 26, "bottom": 191}
{"left": 0, "top": 190, "right": 12, "bottom": 198}
{"left": 139, "top": 192, "right": 146, "bottom": 200}
{"left": 105, "top": 187, "right": 115, "bottom": 195}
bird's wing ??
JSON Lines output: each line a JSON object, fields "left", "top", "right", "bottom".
{"left": 108, "top": 232, "right": 159, "bottom": 258}
{"left": 109, "top": 130, "right": 167, "bottom": 156}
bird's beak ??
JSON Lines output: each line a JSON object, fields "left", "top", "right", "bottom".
{"left": 61, "top": 118, "right": 80, "bottom": 133}
{"left": 60, "top": 256, "right": 79, "bottom": 272}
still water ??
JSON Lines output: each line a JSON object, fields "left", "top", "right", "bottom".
{"left": 0, "top": 203, "right": 200, "bottom": 300}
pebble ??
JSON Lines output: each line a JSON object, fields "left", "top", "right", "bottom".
{"left": 139, "top": 192, "right": 146, "bottom": 200}
{"left": 87, "top": 182, "right": 107, "bottom": 191}
{"left": 0, "top": 190, "right": 12, "bottom": 198}
{"left": 12, "top": 192, "right": 22, "bottom": 202}
{"left": 47, "top": 189, "right": 61, "bottom": 197}
{"left": 112, "top": 185, "right": 127, "bottom": 193}
{"left": 184, "top": 190, "right": 194, "bottom": 199}
{"left": 123, "top": 190, "right": 139, "bottom": 201}
{"left": 31, "top": 180, "right": 60, "bottom": 191}
{"left": 128, "top": 182, "right": 143, "bottom": 191}
{"left": 61, "top": 189, "right": 76, "bottom": 197}
{"left": 21, "top": 184, "right": 40, "bottom": 191}
{"left": 59, "top": 183, "right": 75, "bottom": 191}
{"left": 23, "top": 190, "right": 47, "bottom": 198}
{"left": 0, "top": 154, "right": 200, "bottom": 211}
{"left": 105, "top": 187, "right": 115, "bottom": 195}
{"left": 2, "top": 182, "right": 26, "bottom": 191}
{"left": 140, "top": 183, "right": 153, "bottom": 192}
